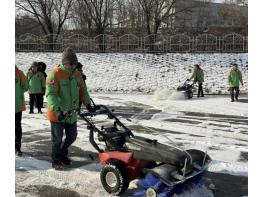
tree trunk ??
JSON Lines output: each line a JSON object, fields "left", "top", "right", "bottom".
{"left": 46, "top": 34, "right": 54, "bottom": 51}
{"left": 96, "top": 27, "right": 106, "bottom": 52}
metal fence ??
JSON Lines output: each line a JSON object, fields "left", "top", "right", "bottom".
{"left": 15, "top": 33, "right": 248, "bottom": 53}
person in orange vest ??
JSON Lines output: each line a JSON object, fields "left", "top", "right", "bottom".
{"left": 76, "top": 62, "right": 87, "bottom": 110}
{"left": 228, "top": 64, "right": 243, "bottom": 102}
{"left": 46, "top": 47, "right": 94, "bottom": 170}
{"left": 15, "top": 65, "right": 28, "bottom": 156}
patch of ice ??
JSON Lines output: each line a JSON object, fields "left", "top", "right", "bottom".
{"left": 16, "top": 156, "right": 50, "bottom": 171}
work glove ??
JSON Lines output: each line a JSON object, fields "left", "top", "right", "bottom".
{"left": 87, "top": 104, "right": 96, "bottom": 112}
{"left": 57, "top": 111, "right": 65, "bottom": 121}
{"left": 94, "top": 105, "right": 100, "bottom": 110}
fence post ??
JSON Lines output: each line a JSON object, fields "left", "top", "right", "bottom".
{"left": 192, "top": 37, "right": 195, "bottom": 52}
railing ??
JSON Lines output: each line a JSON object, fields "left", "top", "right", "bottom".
{"left": 15, "top": 33, "right": 248, "bottom": 53}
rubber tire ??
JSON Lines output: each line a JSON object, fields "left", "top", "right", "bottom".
{"left": 188, "top": 91, "right": 193, "bottom": 99}
{"left": 146, "top": 187, "right": 157, "bottom": 197}
{"left": 100, "top": 161, "right": 129, "bottom": 195}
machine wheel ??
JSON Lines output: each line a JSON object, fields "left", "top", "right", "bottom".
{"left": 100, "top": 161, "right": 129, "bottom": 195}
{"left": 146, "top": 187, "right": 157, "bottom": 197}
{"left": 188, "top": 91, "right": 193, "bottom": 99}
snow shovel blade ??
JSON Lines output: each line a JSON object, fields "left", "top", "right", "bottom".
{"left": 133, "top": 172, "right": 204, "bottom": 197}
{"left": 145, "top": 163, "right": 206, "bottom": 187}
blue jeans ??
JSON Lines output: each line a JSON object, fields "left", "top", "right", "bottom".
{"left": 51, "top": 121, "right": 77, "bottom": 161}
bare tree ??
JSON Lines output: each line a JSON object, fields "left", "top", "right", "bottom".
{"left": 82, "top": 0, "right": 117, "bottom": 51}
{"left": 112, "top": 0, "right": 144, "bottom": 30}
{"left": 72, "top": 1, "right": 93, "bottom": 32}
{"left": 114, "top": 0, "right": 128, "bottom": 28}
{"left": 15, "top": 0, "right": 74, "bottom": 50}
{"left": 84, "top": 0, "right": 113, "bottom": 34}
{"left": 223, "top": 0, "right": 247, "bottom": 5}
{"left": 127, "top": 0, "right": 145, "bottom": 29}
{"left": 138, "top": 0, "right": 200, "bottom": 51}
{"left": 16, "top": 15, "right": 43, "bottom": 37}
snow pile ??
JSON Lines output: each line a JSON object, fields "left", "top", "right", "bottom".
{"left": 16, "top": 156, "right": 108, "bottom": 197}
{"left": 153, "top": 88, "right": 186, "bottom": 100}
{"left": 15, "top": 53, "right": 248, "bottom": 94}
{"left": 153, "top": 88, "right": 172, "bottom": 100}
{"left": 209, "top": 160, "right": 248, "bottom": 177}
{"left": 169, "top": 91, "right": 186, "bottom": 100}
{"left": 15, "top": 93, "right": 247, "bottom": 196}
{"left": 16, "top": 156, "right": 214, "bottom": 197}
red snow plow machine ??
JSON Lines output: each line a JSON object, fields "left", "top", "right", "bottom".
{"left": 78, "top": 100, "right": 211, "bottom": 197}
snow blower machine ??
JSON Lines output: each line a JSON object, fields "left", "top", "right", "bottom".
{"left": 79, "top": 101, "right": 211, "bottom": 197}
{"left": 177, "top": 79, "right": 195, "bottom": 99}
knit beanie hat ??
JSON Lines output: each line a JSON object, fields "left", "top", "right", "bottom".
{"left": 62, "top": 47, "right": 78, "bottom": 66}
{"left": 31, "top": 61, "right": 38, "bottom": 67}
{"left": 76, "top": 62, "right": 83, "bottom": 69}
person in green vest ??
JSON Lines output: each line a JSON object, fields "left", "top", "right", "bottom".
{"left": 37, "top": 62, "right": 47, "bottom": 109}
{"left": 189, "top": 64, "right": 205, "bottom": 97}
{"left": 15, "top": 65, "right": 28, "bottom": 156}
{"left": 228, "top": 64, "right": 243, "bottom": 102}
{"left": 27, "top": 62, "right": 46, "bottom": 114}
{"left": 46, "top": 47, "right": 94, "bottom": 170}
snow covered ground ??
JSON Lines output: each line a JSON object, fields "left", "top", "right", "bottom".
{"left": 15, "top": 93, "right": 247, "bottom": 197}
{"left": 15, "top": 53, "right": 247, "bottom": 196}
{"left": 15, "top": 53, "right": 248, "bottom": 94}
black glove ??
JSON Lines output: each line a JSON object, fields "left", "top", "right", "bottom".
{"left": 95, "top": 105, "right": 100, "bottom": 110}
{"left": 57, "top": 111, "right": 65, "bottom": 121}
{"left": 87, "top": 104, "right": 96, "bottom": 112}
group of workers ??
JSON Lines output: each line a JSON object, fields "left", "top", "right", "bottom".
{"left": 15, "top": 47, "right": 244, "bottom": 170}
{"left": 189, "top": 63, "right": 243, "bottom": 101}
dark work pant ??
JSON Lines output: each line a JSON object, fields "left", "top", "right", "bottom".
{"left": 39, "top": 93, "right": 44, "bottom": 108}
{"left": 29, "top": 93, "right": 42, "bottom": 112}
{"left": 79, "top": 101, "right": 82, "bottom": 110}
{"left": 51, "top": 121, "right": 77, "bottom": 161}
{"left": 197, "top": 83, "right": 204, "bottom": 97}
{"left": 15, "top": 112, "right": 22, "bottom": 151}
{"left": 230, "top": 87, "right": 240, "bottom": 101}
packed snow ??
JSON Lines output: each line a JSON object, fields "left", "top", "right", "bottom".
{"left": 16, "top": 53, "right": 248, "bottom": 94}
{"left": 16, "top": 93, "right": 247, "bottom": 197}
{"left": 15, "top": 53, "right": 247, "bottom": 197}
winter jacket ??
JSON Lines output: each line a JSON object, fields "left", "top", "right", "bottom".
{"left": 190, "top": 68, "right": 204, "bottom": 84}
{"left": 15, "top": 66, "right": 28, "bottom": 113}
{"left": 27, "top": 70, "right": 46, "bottom": 94}
{"left": 228, "top": 68, "right": 243, "bottom": 87}
{"left": 41, "top": 71, "right": 47, "bottom": 79}
{"left": 46, "top": 64, "right": 91, "bottom": 123}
